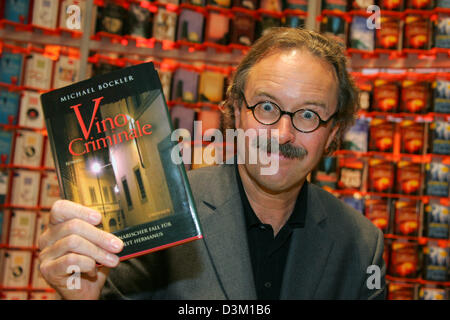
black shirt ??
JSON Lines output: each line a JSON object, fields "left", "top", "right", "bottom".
{"left": 235, "top": 165, "right": 308, "bottom": 300}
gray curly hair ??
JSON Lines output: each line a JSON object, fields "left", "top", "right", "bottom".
{"left": 220, "top": 27, "right": 359, "bottom": 153}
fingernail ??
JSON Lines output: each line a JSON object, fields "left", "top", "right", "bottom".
{"left": 106, "top": 253, "right": 119, "bottom": 265}
{"left": 89, "top": 211, "right": 101, "bottom": 224}
{"left": 110, "top": 238, "right": 123, "bottom": 250}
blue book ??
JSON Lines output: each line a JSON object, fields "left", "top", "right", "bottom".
{"left": 0, "top": 90, "right": 20, "bottom": 124}
{"left": 0, "top": 52, "right": 23, "bottom": 84}
{"left": 4, "top": 0, "right": 30, "bottom": 23}
{"left": 0, "top": 130, "right": 13, "bottom": 164}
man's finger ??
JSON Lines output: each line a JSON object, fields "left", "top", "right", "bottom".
{"left": 50, "top": 200, "right": 102, "bottom": 225}
{"left": 39, "top": 218, "right": 123, "bottom": 253}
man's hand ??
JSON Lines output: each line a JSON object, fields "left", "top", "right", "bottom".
{"left": 38, "top": 200, "right": 124, "bottom": 300}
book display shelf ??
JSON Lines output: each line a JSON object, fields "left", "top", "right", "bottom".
{"left": 0, "top": 0, "right": 448, "bottom": 300}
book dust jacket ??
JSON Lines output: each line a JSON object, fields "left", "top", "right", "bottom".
{"left": 40, "top": 62, "right": 202, "bottom": 260}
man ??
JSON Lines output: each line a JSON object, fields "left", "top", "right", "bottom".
{"left": 38, "top": 28, "right": 386, "bottom": 300}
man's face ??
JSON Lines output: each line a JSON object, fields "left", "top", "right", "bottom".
{"left": 235, "top": 49, "right": 340, "bottom": 192}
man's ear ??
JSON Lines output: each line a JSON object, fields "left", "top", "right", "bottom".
{"left": 325, "top": 123, "right": 340, "bottom": 152}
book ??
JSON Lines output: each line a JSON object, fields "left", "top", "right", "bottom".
{"left": 23, "top": 53, "right": 53, "bottom": 90}
{"left": 12, "top": 130, "right": 44, "bottom": 167}
{"left": 3, "top": 0, "right": 30, "bottom": 24}
{"left": 177, "top": 9, "right": 204, "bottom": 43}
{"left": 153, "top": 8, "right": 177, "bottom": 42}
{"left": 53, "top": 55, "right": 80, "bottom": 89}
{"left": 10, "top": 170, "right": 41, "bottom": 207}
{"left": 171, "top": 68, "right": 199, "bottom": 102}
{"left": 31, "top": 0, "right": 59, "bottom": 29}
{"left": 40, "top": 61, "right": 202, "bottom": 260}
{"left": 230, "top": 12, "right": 255, "bottom": 46}
{"left": 8, "top": 210, "right": 36, "bottom": 247}
{"left": 0, "top": 90, "right": 20, "bottom": 125}
{"left": 1, "top": 250, "right": 32, "bottom": 288}
{"left": 40, "top": 172, "right": 61, "bottom": 208}
{"left": 18, "top": 91, "right": 45, "bottom": 128}
{"left": 0, "top": 130, "right": 14, "bottom": 164}
{"left": 34, "top": 212, "right": 49, "bottom": 246}
{"left": 58, "top": 0, "right": 86, "bottom": 31}
{"left": 0, "top": 52, "right": 23, "bottom": 85}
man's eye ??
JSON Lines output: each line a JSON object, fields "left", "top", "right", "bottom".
{"left": 301, "top": 110, "right": 317, "bottom": 120}
{"left": 260, "top": 102, "right": 275, "bottom": 112}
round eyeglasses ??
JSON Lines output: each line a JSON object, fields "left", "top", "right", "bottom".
{"left": 241, "top": 92, "right": 338, "bottom": 133}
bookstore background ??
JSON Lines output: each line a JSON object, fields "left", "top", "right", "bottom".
{"left": 0, "top": 0, "right": 449, "bottom": 300}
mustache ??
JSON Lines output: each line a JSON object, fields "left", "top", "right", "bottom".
{"left": 253, "top": 137, "right": 308, "bottom": 160}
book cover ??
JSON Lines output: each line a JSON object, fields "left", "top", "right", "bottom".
{"left": 171, "top": 68, "right": 199, "bottom": 102}
{"left": 59, "top": 0, "right": 86, "bottom": 31}
{"left": 230, "top": 12, "right": 255, "bottom": 46}
{"left": 0, "top": 90, "right": 20, "bottom": 125}
{"left": 10, "top": 170, "right": 41, "bottom": 207}
{"left": 34, "top": 212, "right": 49, "bottom": 246}
{"left": 12, "top": 130, "right": 44, "bottom": 167}
{"left": 198, "top": 71, "right": 225, "bottom": 103}
{"left": 40, "top": 61, "right": 202, "bottom": 260}
{"left": 0, "top": 130, "right": 14, "bottom": 164}
{"left": 18, "top": 91, "right": 45, "bottom": 128}
{"left": 1, "top": 250, "right": 32, "bottom": 288}
{"left": 8, "top": 210, "right": 36, "bottom": 247}
{"left": 23, "top": 53, "right": 53, "bottom": 91}
{"left": 31, "top": 0, "right": 59, "bottom": 29}
{"left": 153, "top": 9, "right": 177, "bottom": 42}
{"left": 95, "top": 2, "right": 127, "bottom": 36}
{"left": 3, "top": 0, "right": 30, "bottom": 23}
{"left": 0, "top": 52, "right": 23, "bottom": 85}
{"left": 40, "top": 171, "right": 60, "bottom": 207}
{"left": 205, "top": 12, "right": 230, "bottom": 45}
{"left": 177, "top": 9, "right": 204, "bottom": 43}
{"left": 53, "top": 55, "right": 80, "bottom": 89}
{"left": 125, "top": 3, "right": 152, "bottom": 39}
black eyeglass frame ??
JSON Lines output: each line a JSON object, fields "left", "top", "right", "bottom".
{"left": 240, "top": 91, "right": 338, "bottom": 133}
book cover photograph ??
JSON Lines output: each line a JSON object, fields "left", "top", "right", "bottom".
{"left": 40, "top": 62, "right": 202, "bottom": 260}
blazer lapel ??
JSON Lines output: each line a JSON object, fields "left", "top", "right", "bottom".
{"left": 196, "top": 165, "right": 257, "bottom": 300}
{"left": 280, "top": 185, "right": 335, "bottom": 300}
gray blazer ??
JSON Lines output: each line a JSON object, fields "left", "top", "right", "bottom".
{"left": 101, "top": 164, "right": 386, "bottom": 300}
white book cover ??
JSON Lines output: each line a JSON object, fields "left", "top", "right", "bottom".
{"left": 0, "top": 291, "right": 28, "bottom": 300}
{"left": 40, "top": 172, "right": 60, "bottom": 208}
{"left": 31, "top": 256, "right": 50, "bottom": 289}
{"left": 18, "top": 91, "right": 45, "bottom": 129}
{"left": 8, "top": 210, "right": 36, "bottom": 247}
{"left": 12, "top": 130, "right": 44, "bottom": 167}
{"left": 1, "top": 250, "right": 32, "bottom": 288}
{"left": 10, "top": 170, "right": 41, "bottom": 207}
{"left": 52, "top": 55, "right": 79, "bottom": 89}
{"left": 32, "top": 0, "right": 59, "bottom": 29}
{"left": 43, "top": 139, "right": 55, "bottom": 169}
{"left": 59, "top": 0, "right": 86, "bottom": 31}
{"left": 34, "top": 212, "right": 49, "bottom": 246}
{"left": 23, "top": 53, "right": 53, "bottom": 91}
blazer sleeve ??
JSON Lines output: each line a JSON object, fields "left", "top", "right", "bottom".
{"left": 360, "top": 227, "right": 387, "bottom": 300}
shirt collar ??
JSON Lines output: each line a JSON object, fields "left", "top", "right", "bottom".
{"left": 235, "top": 164, "right": 308, "bottom": 230}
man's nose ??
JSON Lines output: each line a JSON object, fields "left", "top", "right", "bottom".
{"left": 274, "top": 115, "right": 296, "bottom": 145}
